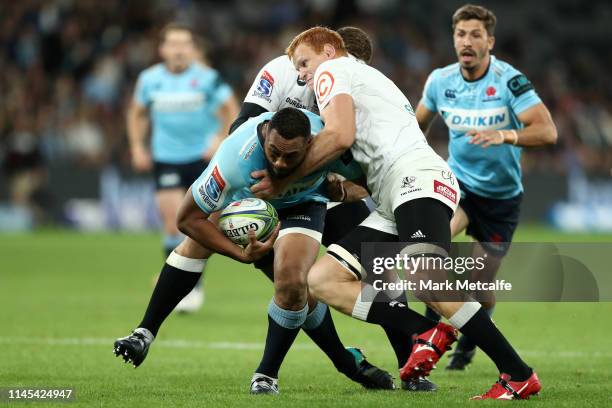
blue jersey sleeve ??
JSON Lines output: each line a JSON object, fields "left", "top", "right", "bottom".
{"left": 134, "top": 71, "right": 151, "bottom": 107}
{"left": 208, "top": 71, "right": 233, "bottom": 111}
{"left": 421, "top": 69, "right": 439, "bottom": 113}
{"left": 504, "top": 67, "right": 541, "bottom": 115}
{"left": 191, "top": 143, "right": 246, "bottom": 214}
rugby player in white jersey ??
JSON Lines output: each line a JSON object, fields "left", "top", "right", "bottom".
{"left": 252, "top": 27, "right": 541, "bottom": 400}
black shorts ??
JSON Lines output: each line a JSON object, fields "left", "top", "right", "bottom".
{"left": 254, "top": 201, "right": 327, "bottom": 270}
{"left": 459, "top": 180, "right": 522, "bottom": 256}
{"left": 328, "top": 198, "right": 452, "bottom": 280}
{"left": 153, "top": 160, "right": 208, "bottom": 191}
{"left": 322, "top": 200, "right": 371, "bottom": 247}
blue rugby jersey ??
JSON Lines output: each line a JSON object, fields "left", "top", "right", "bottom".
{"left": 135, "top": 62, "right": 232, "bottom": 163}
{"left": 422, "top": 56, "right": 541, "bottom": 199}
{"left": 191, "top": 110, "right": 363, "bottom": 213}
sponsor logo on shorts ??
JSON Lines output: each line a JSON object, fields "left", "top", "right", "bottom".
{"left": 316, "top": 71, "right": 334, "bottom": 104}
{"left": 286, "top": 215, "right": 311, "bottom": 222}
{"left": 434, "top": 180, "right": 457, "bottom": 203}
{"left": 199, "top": 166, "right": 226, "bottom": 208}
{"left": 401, "top": 176, "right": 416, "bottom": 189}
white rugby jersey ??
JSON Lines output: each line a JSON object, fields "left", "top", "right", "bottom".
{"left": 244, "top": 55, "right": 318, "bottom": 113}
{"left": 314, "top": 56, "right": 441, "bottom": 203}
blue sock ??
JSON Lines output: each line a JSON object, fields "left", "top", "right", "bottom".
{"left": 255, "top": 300, "right": 308, "bottom": 378}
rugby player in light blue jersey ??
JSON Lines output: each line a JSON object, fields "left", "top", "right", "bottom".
{"left": 127, "top": 22, "right": 238, "bottom": 311}
{"left": 416, "top": 4, "right": 557, "bottom": 374}
{"left": 114, "top": 108, "right": 394, "bottom": 394}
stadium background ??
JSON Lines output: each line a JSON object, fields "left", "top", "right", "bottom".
{"left": 1, "top": 1, "right": 611, "bottom": 407}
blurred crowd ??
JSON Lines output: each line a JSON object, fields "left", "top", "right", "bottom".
{"left": 1, "top": 0, "right": 611, "bottom": 218}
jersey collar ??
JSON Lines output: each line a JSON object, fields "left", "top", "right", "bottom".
{"left": 460, "top": 55, "right": 495, "bottom": 83}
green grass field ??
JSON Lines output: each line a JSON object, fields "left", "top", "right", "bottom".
{"left": 1, "top": 226, "right": 612, "bottom": 407}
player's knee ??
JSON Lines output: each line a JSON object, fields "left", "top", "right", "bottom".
{"left": 308, "top": 257, "right": 344, "bottom": 303}
{"left": 274, "top": 268, "right": 308, "bottom": 309}
{"left": 307, "top": 262, "right": 332, "bottom": 302}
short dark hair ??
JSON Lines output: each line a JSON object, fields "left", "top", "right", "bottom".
{"left": 338, "top": 26, "right": 373, "bottom": 63}
{"left": 452, "top": 4, "right": 497, "bottom": 36}
{"left": 269, "top": 108, "right": 311, "bottom": 140}
{"left": 159, "top": 22, "right": 195, "bottom": 43}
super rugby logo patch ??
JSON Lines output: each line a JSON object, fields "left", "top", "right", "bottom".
{"left": 198, "top": 165, "right": 228, "bottom": 210}
{"left": 256, "top": 70, "right": 274, "bottom": 97}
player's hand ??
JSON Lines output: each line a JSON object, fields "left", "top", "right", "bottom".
{"left": 250, "top": 169, "right": 289, "bottom": 200}
{"left": 131, "top": 146, "right": 153, "bottom": 172}
{"left": 241, "top": 222, "right": 280, "bottom": 262}
{"left": 326, "top": 175, "right": 347, "bottom": 202}
{"left": 466, "top": 129, "right": 505, "bottom": 148}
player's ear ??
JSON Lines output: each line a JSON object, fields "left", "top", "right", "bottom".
{"left": 323, "top": 43, "right": 336, "bottom": 58}
{"left": 488, "top": 35, "right": 495, "bottom": 52}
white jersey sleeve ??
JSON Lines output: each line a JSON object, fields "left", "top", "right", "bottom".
{"left": 314, "top": 58, "right": 353, "bottom": 110}
{"left": 244, "top": 56, "right": 294, "bottom": 111}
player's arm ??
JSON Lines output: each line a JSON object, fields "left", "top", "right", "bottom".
{"left": 176, "top": 188, "right": 278, "bottom": 263}
{"left": 228, "top": 102, "right": 269, "bottom": 134}
{"left": 468, "top": 103, "right": 557, "bottom": 148}
{"left": 327, "top": 175, "right": 369, "bottom": 202}
{"left": 510, "top": 103, "right": 558, "bottom": 146}
{"left": 302, "top": 94, "right": 356, "bottom": 173}
{"left": 126, "top": 99, "right": 152, "bottom": 172}
{"left": 203, "top": 93, "right": 240, "bottom": 160}
{"left": 416, "top": 102, "right": 437, "bottom": 135}
{"left": 250, "top": 94, "right": 356, "bottom": 199}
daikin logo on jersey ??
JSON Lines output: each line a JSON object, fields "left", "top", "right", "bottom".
{"left": 441, "top": 106, "right": 510, "bottom": 131}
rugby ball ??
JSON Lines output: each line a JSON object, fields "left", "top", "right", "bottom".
{"left": 218, "top": 198, "right": 279, "bottom": 246}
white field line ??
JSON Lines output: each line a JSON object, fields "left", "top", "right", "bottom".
{"left": 0, "top": 336, "right": 611, "bottom": 358}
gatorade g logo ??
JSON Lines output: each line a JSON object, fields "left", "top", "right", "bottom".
{"left": 317, "top": 71, "right": 334, "bottom": 102}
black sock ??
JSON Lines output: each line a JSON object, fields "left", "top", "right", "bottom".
{"left": 456, "top": 306, "right": 494, "bottom": 353}
{"left": 425, "top": 306, "right": 441, "bottom": 322}
{"left": 138, "top": 262, "right": 201, "bottom": 336}
{"left": 302, "top": 308, "right": 358, "bottom": 377}
{"left": 363, "top": 292, "right": 438, "bottom": 337}
{"left": 381, "top": 325, "right": 413, "bottom": 369}
{"left": 256, "top": 316, "right": 301, "bottom": 378}
{"left": 455, "top": 332, "right": 477, "bottom": 353}
{"left": 459, "top": 308, "right": 531, "bottom": 381}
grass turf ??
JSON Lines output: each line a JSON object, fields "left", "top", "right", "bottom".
{"left": 1, "top": 225, "right": 611, "bottom": 407}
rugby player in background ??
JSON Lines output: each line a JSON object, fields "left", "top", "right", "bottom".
{"left": 416, "top": 4, "right": 557, "bottom": 370}
{"left": 127, "top": 23, "right": 239, "bottom": 312}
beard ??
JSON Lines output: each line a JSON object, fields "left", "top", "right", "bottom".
{"left": 265, "top": 156, "right": 305, "bottom": 179}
